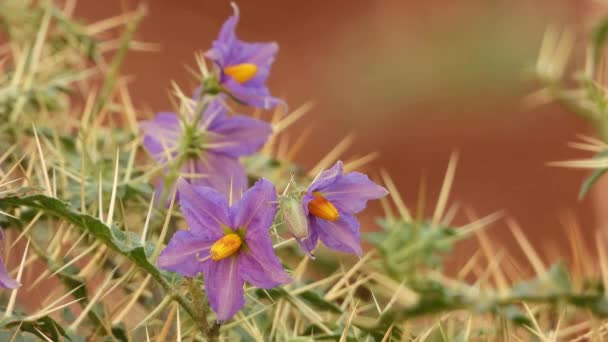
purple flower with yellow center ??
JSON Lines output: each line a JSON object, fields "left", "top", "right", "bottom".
{"left": 157, "top": 178, "right": 291, "bottom": 322}
{"left": 0, "top": 229, "right": 19, "bottom": 289}
{"left": 204, "top": 4, "right": 283, "bottom": 109}
{"left": 296, "top": 161, "right": 388, "bottom": 257}
{"left": 139, "top": 100, "right": 272, "bottom": 201}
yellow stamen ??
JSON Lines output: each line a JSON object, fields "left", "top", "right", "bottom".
{"left": 224, "top": 63, "right": 258, "bottom": 84}
{"left": 308, "top": 192, "right": 339, "bottom": 222}
{"left": 210, "top": 233, "right": 242, "bottom": 261}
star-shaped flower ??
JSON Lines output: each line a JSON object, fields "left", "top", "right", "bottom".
{"left": 139, "top": 100, "right": 272, "bottom": 201}
{"left": 205, "top": 4, "right": 283, "bottom": 109}
{"left": 296, "top": 161, "right": 388, "bottom": 257}
{"left": 158, "top": 178, "right": 291, "bottom": 321}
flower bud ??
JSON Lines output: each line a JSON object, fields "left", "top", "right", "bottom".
{"left": 280, "top": 196, "right": 309, "bottom": 239}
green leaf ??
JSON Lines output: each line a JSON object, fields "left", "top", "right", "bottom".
{"left": 592, "top": 16, "right": 608, "bottom": 68}
{"left": 0, "top": 194, "right": 163, "bottom": 279}
{"left": 0, "top": 194, "right": 158, "bottom": 337}
{"left": 495, "top": 305, "right": 533, "bottom": 327}
{"left": 4, "top": 315, "right": 69, "bottom": 341}
{"left": 511, "top": 262, "right": 571, "bottom": 298}
{"left": 579, "top": 168, "right": 607, "bottom": 199}
{"left": 2, "top": 211, "right": 109, "bottom": 334}
{"left": 256, "top": 288, "right": 342, "bottom": 314}
{"left": 111, "top": 322, "right": 129, "bottom": 342}
{"left": 299, "top": 290, "right": 342, "bottom": 314}
{"left": 0, "top": 329, "right": 39, "bottom": 342}
{"left": 579, "top": 150, "right": 608, "bottom": 199}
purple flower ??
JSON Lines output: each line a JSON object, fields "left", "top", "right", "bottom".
{"left": 139, "top": 100, "right": 272, "bottom": 201}
{"left": 158, "top": 178, "right": 291, "bottom": 322}
{"left": 296, "top": 161, "right": 388, "bottom": 257}
{"left": 0, "top": 229, "right": 20, "bottom": 289}
{"left": 204, "top": 4, "right": 283, "bottom": 109}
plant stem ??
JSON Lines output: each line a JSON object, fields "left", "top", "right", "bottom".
{"left": 148, "top": 270, "right": 208, "bottom": 334}
{"left": 205, "top": 322, "right": 221, "bottom": 342}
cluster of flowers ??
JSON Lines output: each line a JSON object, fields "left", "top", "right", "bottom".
{"left": 0, "top": 4, "right": 388, "bottom": 322}
{"left": 141, "top": 5, "right": 388, "bottom": 322}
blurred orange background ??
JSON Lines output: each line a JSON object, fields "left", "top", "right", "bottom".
{"left": 75, "top": 0, "right": 599, "bottom": 263}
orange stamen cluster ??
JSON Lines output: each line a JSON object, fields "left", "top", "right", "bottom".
{"left": 308, "top": 192, "right": 339, "bottom": 221}
{"left": 210, "top": 233, "right": 242, "bottom": 261}
{"left": 224, "top": 63, "right": 258, "bottom": 84}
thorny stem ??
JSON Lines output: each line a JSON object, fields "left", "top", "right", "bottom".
{"left": 151, "top": 270, "right": 221, "bottom": 340}
{"left": 156, "top": 98, "right": 211, "bottom": 208}
{"left": 92, "top": 5, "right": 147, "bottom": 117}
{"left": 206, "top": 322, "right": 221, "bottom": 341}
{"left": 148, "top": 270, "right": 209, "bottom": 334}
{"left": 188, "top": 278, "right": 209, "bottom": 325}
{"left": 379, "top": 289, "right": 607, "bottom": 326}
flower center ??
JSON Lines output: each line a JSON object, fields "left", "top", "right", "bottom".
{"left": 223, "top": 63, "right": 258, "bottom": 84}
{"left": 308, "top": 192, "right": 339, "bottom": 221}
{"left": 184, "top": 130, "right": 206, "bottom": 156}
{"left": 210, "top": 233, "right": 242, "bottom": 261}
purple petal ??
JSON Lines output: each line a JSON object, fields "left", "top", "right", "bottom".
{"left": 231, "top": 178, "right": 277, "bottom": 234}
{"left": 0, "top": 263, "right": 19, "bottom": 289}
{"left": 177, "top": 178, "right": 230, "bottom": 239}
{"left": 313, "top": 213, "right": 362, "bottom": 257}
{"left": 207, "top": 5, "right": 278, "bottom": 70}
{"left": 199, "top": 99, "right": 228, "bottom": 130}
{"left": 222, "top": 80, "right": 284, "bottom": 110}
{"left": 203, "top": 4, "right": 283, "bottom": 110}
{"left": 308, "top": 161, "right": 343, "bottom": 193}
{"left": 246, "top": 42, "right": 279, "bottom": 68}
{"left": 238, "top": 233, "right": 291, "bottom": 288}
{"left": 204, "top": 115, "right": 272, "bottom": 157}
{"left": 204, "top": 48, "right": 224, "bottom": 66}
{"left": 204, "top": 5, "right": 239, "bottom": 68}
{"left": 0, "top": 230, "right": 19, "bottom": 289}
{"left": 294, "top": 194, "right": 318, "bottom": 257}
{"left": 216, "top": 4, "right": 239, "bottom": 51}
{"left": 295, "top": 224, "right": 319, "bottom": 258}
{"left": 220, "top": 42, "right": 277, "bottom": 86}
{"left": 302, "top": 193, "right": 314, "bottom": 217}
{"left": 157, "top": 230, "right": 213, "bottom": 277}
{"left": 204, "top": 256, "right": 245, "bottom": 322}
{"left": 190, "top": 153, "right": 247, "bottom": 202}
{"left": 322, "top": 172, "right": 388, "bottom": 214}
{"left": 153, "top": 173, "right": 177, "bottom": 208}
{"left": 139, "top": 112, "right": 182, "bottom": 162}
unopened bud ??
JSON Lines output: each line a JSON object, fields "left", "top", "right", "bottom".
{"left": 280, "top": 196, "right": 309, "bottom": 239}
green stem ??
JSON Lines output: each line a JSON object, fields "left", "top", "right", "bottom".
{"left": 148, "top": 270, "right": 208, "bottom": 334}
{"left": 155, "top": 98, "right": 212, "bottom": 208}
{"left": 92, "top": 5, "right": 146, "bottom": 116}
{"left": 205, "top": 322, "right": 221, "bottom": 342}
{"left": 379, "top": 289, "right": 606, "bottom": 327}
{"left": 189, "top": 278, "right": 208, "bottom": 325}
